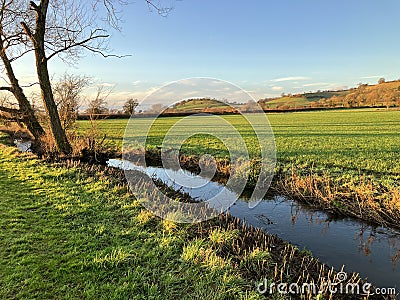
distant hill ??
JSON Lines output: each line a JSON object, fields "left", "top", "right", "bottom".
{"left": 165, "top": 98, "right": 239, "bottom": 114}
{"left": 77, "top": 81, "right": 400, "bottom": 120}
{"left": 141, "top": 80, "right": 400, "bottom": 116}
{"left": 259, "top": 80, "right": 400, "bottom": 110}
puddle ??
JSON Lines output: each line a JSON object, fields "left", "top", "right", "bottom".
{"left": 14, "top": 139, "right": 32, "bottom": 152}
{"left": 108, "top": 158, "right": 400, "bottom": 288}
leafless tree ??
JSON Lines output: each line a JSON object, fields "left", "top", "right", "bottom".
{"left": 241, "top": 99, "right": 258, "bottom": 112}
{"left": 54, "top": 73, "right": 90, "bottom": 129}
{"left": 0, "top": 0, "right": 171, "bottom": 154}
{"left": 149, "top": 103, "right": 164, "bottom": 114}
{"left": 0, "top": 0, "right": 46, "bottom": 138}
{"left": 86, "top": 85, "right": 110, "bottom": 115}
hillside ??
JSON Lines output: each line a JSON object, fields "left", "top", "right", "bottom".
{"left": 163, "top": 81, "right": 400, "bottom": 114}
{"left": 165, "top": 98, "right": 239, "bottom": 114}
{"left": 259, "top": 80, "right": 400, "bottom": 110}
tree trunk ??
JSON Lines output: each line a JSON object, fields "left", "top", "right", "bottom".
{"left": 14, "top": 84, "right": 46, "bottom": 139}
{"left": 0, "top": 36, "right": 45, "bottom": 140}
{"left": 26, "top": 0, "right": 72, "bottom": 154}
{"left": 34, "top": 53, "right": 72, "bottom": 154}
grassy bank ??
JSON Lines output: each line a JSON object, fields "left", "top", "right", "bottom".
{"left": 76, "top": 109, "right": 400, "bottom": 228}
{"left": 0, "top": 145, "right": 367, "bottom": 299}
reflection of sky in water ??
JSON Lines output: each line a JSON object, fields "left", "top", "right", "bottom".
{"left": 108, "top": 159, "right": 400, "bottom": 288}
{"left": 14, "top": 140, "right": 32, "bottom": 152}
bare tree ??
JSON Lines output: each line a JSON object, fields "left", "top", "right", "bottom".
{"left": 0, "top": 0, "right": 45, "bottom": 138}
{"left": 149, "top": 103, "right": 164, "bottom": 114}
{"left": 0, "top": 0, "right": 170, "bottom": 154}
{"left": 241, "top": 100, "right": 258, "bottom": 112}
{"left": 86, "top": 86, "right": 110, "bottom": 115}
{"left": 54, "top": 73, "right": 90, "bottom": 129}
{"left": 123, "top": 98, "right": 139, "bottom": 115}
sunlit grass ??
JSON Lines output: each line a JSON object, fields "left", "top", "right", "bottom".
{"left": 77, "top": 109, "right": 400, "bottom": 225}
{"left": 77, "top": 108, "right": 400, "bottom": 178}
{"left": 0, "top": 146, "right": 262, "bottom": 299}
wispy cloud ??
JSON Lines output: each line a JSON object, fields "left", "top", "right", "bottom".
{"left": 132, "top": 80, "right": 143, "bottom": 86}
{"left": 271, "top": 86, "right": 284, "bottom": 91}
{"left": 100, "top": 82, "right": 115, "bottom": 88}
{"left": 360, "top": 75, "right": 385, "bottom": 79}
{"left": 271, "top": 76, "right": 310, "bottom": 82}
{"left": 302, "top": 82, "right": 330, "bottom": 87}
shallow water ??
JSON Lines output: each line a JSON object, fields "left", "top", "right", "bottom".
{"left": 108, "top": 158, "right": 400, "bottom": 289}
{"left": 14, "top": 140, "right": 32, "bottom": 152}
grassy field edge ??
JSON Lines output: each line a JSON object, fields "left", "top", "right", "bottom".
{"left": 0, "top": 144, "right": 370, "bottom": 299}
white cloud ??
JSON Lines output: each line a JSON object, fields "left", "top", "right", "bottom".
{"left": 271, "top": 86, "right": 284, "bottom": 91}
{"left": 132, "top": 80, "right": 143, "bottom": 86}
{"left": 360, "top": 75, "right": 385, "bottom": 79}
{"left": 271, "top": 76, "right": 310, "bottom": 82}
{"left": 331, "top": 85, "right": 348, "bottom": 91}
{"left": 302, "top": 82, "right": 330, "bottom": 87}
{"left": 100, "top": 82, "right": 115, "bottom": 87}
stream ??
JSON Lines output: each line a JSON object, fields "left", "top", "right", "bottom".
{"left": 108, "top": 158, "right": 400, "bottom": 289}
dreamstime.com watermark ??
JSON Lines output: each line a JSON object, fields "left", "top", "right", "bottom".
{"left": 256, "top": 272, "right": 398, "bottom": 297}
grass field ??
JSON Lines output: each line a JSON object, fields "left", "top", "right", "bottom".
{"left": 78, "top": 109, "right": 400, "bottom": 177}
{"left": 259, "top": 90, "right": 352, "bottom": 109}
{"left": 0, "top": 146, "right": 256, "bottom": 299}
{"left": 77, "top": 108, "right": 400, "bottom": 226}
{"left": 0, "top": 145, "right": 350, "bottom": 299}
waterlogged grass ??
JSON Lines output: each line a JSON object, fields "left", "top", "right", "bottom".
{"left": 0, "top": 146, "right": 267, "bottom": 299}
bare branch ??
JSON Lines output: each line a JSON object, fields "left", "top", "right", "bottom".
{"left": 0, "top": 86, "right": 12, "bottom": 92}
{"left": 46, "top": 29, "right": 109, "bottom": 61}
{"left": 145, "top": 0, "right": 173, "bottom": 16}
{"left": 20, "top": 21, "right": 33, "bottom": 39}
{"left": 81, "top": 44, "right": 130, "bottom": 58}
{"left": 29, "top": 1, "right": 40, "bottom": 12}
{"left": 9, "top": 48, "right": 34, "bottom": 62}
{"left": 0, "top": 104, "right": 21, "bottom": 115}
{"left": 21, "top": 82, "right": 39, "bottom": 88}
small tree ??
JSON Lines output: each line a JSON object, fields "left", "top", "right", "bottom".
{"left": 54, "top": 74, "right": 90, "bottom": 129}
{"left": 242, "top": 100, "right": 258, "bottom": 112}
{"left": 378, "top": 78, "right": 386, "bottom": 84}
{"left": 123, "top": 98, "right": 139, "bottom": 115}
{"left": 86, "top": 86, "right": 110, "bottom": 115}
{"left": 149, "top": 103, "right": 164, "bottom": 114}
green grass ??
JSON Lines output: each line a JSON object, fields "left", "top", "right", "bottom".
{"left": 76, "top": 108, "right": 400, "bottom": 223}
{"left": 0, "top": 146, "right": 265, "bottom": 299}
{"left": 260, "top": 90, "right": 353, "bottom": 108}
{"left": 77, "top": 109, "right": 400, "bottom": 178}
{"left": 260, "top": 96, "right": 311, "bottom": 108}
{"left": 172, "top": 99, "right": 230, "bottom": 111}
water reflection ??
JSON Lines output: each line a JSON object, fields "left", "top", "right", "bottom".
{"left": 107, "top": 158, "right": 400, "bottom": 287}
{"left": 14, "top": 139, "right": 32, "bottom": 152}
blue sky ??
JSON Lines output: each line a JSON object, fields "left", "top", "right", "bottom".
{"left": 14, "top": 0, "right": 400, "bottom": 107}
